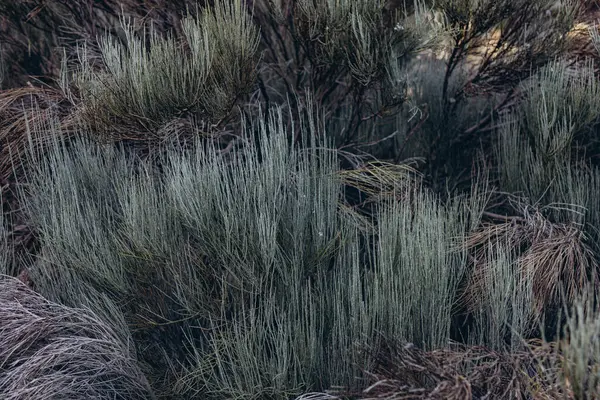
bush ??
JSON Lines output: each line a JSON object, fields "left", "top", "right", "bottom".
{"left": 2, "top": 0, "right": 600, "bottom": 398}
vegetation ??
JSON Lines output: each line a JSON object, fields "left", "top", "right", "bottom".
{"left": 2, "top": 0, "right": 600, "bottom": 398}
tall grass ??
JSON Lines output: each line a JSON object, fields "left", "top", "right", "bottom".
{"left": 372, "top": 187, "right": 477, "bottom": 351}
{"left": 492, "top": 61, "right": 600, "bottom": 346}
{"left": 559, "top": 287, "right": 600, "bottom": 399}
{"left": 19, "top": 96, "right": 497, "bottom": 397}
{"left": 67, "top": 0, "right": 259, "bottom": 137}
{"left": 497, "top": 59, "right": 600, "bottom": 225}
{"left": 466, "top": 242, "right": 535, "bottom": 351}
{"left": 4, "top": 1, "right": 600, "bottom": 398}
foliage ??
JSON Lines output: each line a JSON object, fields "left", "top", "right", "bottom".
{"left": 0, "top": 0, "right": 197, "bottom": 88}
{"left": 2, "top": 0, "right": 600, "bottom": 398}
{"left": 68, "top": 0, "right": 260, "bottom": 138}
{"left": 372, "top": 187, "right": 479, "bottom": 351}
{"left": 399, "top": 0, "right": 580, "bottom": 192}
{"left": 20, "top": 98, "right": 492, "bottom": 397}
{"left": 559, "top": 287, "right": 600, "bottom": 399}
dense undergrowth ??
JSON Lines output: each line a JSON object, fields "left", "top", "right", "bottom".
{"left": 2, "top": 0, "right": 600, "bottom": 399}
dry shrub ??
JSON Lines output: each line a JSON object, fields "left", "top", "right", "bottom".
{"left": 0, "top": 276, "right": 155, "bottom": 400}
{"left": 299, "top": 337, "right": 577, "bottom": 400}
{"left": 0, "top": 86, "right": 75, "bottom": 182}
{"left": 462, "top": 207, "right": 599, "bottom": 320}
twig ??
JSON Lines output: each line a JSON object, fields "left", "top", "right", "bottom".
{"left": 482, "top": 211, "right": 526, "bottom": 222}
{"left": 396, "top": 107, "right": 429, "bottom": 163}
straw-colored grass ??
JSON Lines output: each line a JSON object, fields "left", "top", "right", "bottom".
{"left": 0, "top": 276, "right": 155, "bottom": 400}
{"left": 462, "top": 206, "right": 599, "bottom": 348}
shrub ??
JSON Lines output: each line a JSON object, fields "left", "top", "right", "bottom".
{"left": 3, "top": 0, "right": 600, "bottom": 398}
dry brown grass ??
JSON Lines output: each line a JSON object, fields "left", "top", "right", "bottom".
{"left": 338, "top": 160, "right": 422, "bottom": 201}
{"left": 0, "top": 86, "right": 77, "bottom": 183}
{"left": 0, "top": 276, "right": 155, "bottom": 400}
{"left": 461, "top": 206, "right": 599, "bottom": 320}
{"left": 301, "top": 336, "right": 573, "bottom": 400}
